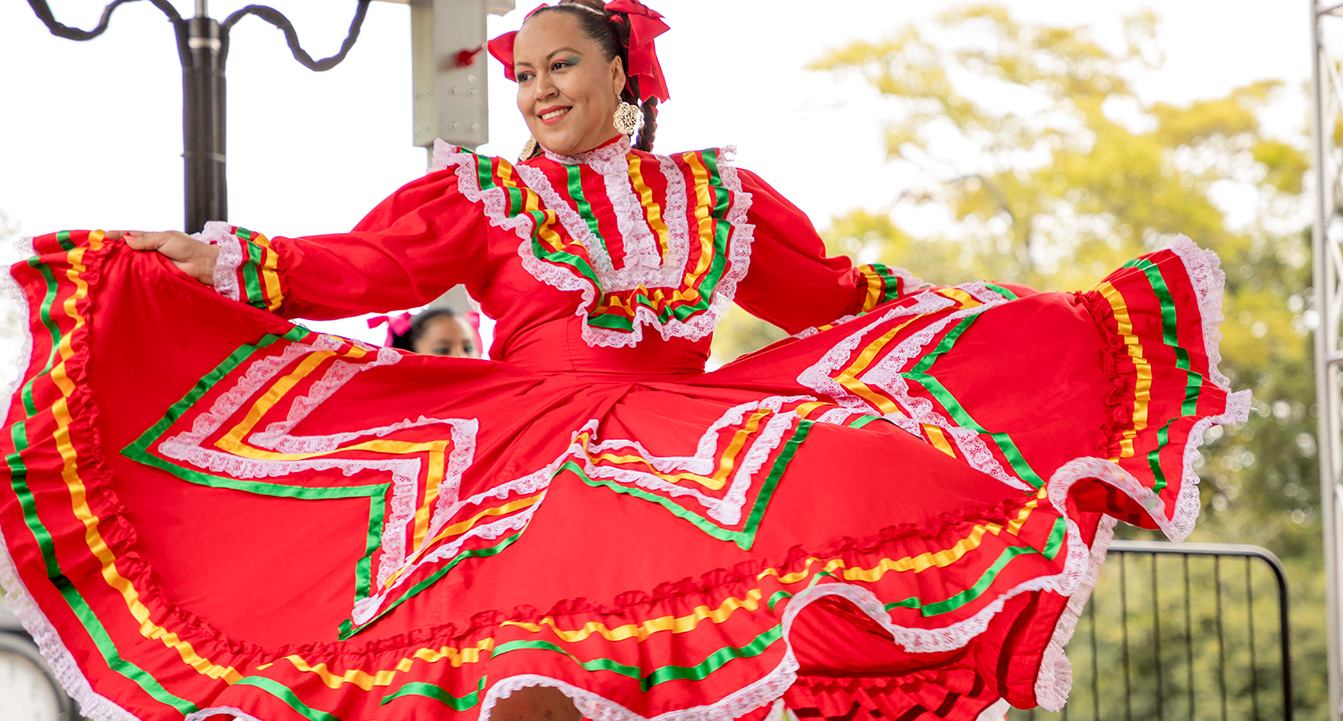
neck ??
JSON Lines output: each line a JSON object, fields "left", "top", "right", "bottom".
{"left": 542, "top": 133, "right": 631, "bottom": 165}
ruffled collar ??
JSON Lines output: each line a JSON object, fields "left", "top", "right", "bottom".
{"left": 541, "top": 134, "right": 632, "bottom": 166}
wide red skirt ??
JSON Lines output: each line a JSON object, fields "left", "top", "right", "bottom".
{"left": 0, "top": 230, "right": 1246, "bottom": 721}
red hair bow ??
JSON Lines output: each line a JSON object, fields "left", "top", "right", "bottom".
{"left": 486, "top": 1, "right": 669, "bottom": 103}
{"left": 606, "top": 0, "right": 669, "bottom": 103}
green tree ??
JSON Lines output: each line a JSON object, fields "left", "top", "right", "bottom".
{"left": 710, "top": 5, "right": 1323, "bottom": 716}
{"left": 803, "top": 0, "right": 1313, "bottom": 548}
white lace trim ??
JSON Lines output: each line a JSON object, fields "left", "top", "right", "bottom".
{"left": 2, "top": 236, "right": 36, "bottom": 430}
{"left": 145, "top": 333, "right": 529, "bottom": 626}
{"left": 195, "top": 221, "right": 244, "bottom": 302}
{"left": 0, "top": 237, "right": 134, "bottom": 721}
{"left": 0, "top": 485, "right": 136, "bottom": 721}
{"left": 540, "top": 135, "right": 634, "bottom": 166}
{"left": 479, "top": 659, "right": 801, "bottom": 721}
{"left": 473, "top": 517, "right": 1088, "bottom": 721}
{"left": 556, "top": 394, "right": 814, "bottom": 528}
{"left": 1168, "top": 235, "right": 1231, "bottom": 388}
{"left": 1033, "top": 515, "right": 1115, "bottom": 710}
{"left": 870, "top": 265, "right": 923, "bottom": 298}
{"left": 1, "top": 242, "right": 124, "bottom": 721}
{"left": 186, "top": 708, "right": 264, "bottom": 721}
{"left": 432, "top": 138, "right": 755, "bottom": 349}
{"left": 796, "top": 285, "right": 1031, "bottom": 493}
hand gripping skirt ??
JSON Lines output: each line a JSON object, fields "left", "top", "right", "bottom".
{"left": 0, "top": 231, "right": 1248, "bottom": 721}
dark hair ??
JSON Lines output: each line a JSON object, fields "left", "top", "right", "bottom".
{"left": 524, "top": 0, "right": 659, "bottom": 153}
{"left": 390, "top": 308, "right": 461, "bottom": 352}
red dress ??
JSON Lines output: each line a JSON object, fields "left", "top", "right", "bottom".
{"left": 0, "top": 135, "right": 1247, "bottom": 721}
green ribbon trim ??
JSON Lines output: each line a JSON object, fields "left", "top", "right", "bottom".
{"left": 566, "top": 164, "right": 609, "bottom": 256}
{"left": 564, "top": 419, "right": 812, "bottom": 550}
{"left": 240, "top": 240, "right": 268, "bottom": 311}
{"left": 232, "top": 676, "right": 342, "bottom": 721}
{"left": 4, "top": 239, "right": 201, "bottom": 715}
{"left": 118, "top": 326, "right": 404, "bottom": 642}
{"left": 380, "top": 678, "right": 486, "bottom": 710}
{"left": 338, "top": 532, "right": 525, "bottom": 640}
{"left": 863, "top": 263, "right": 906, "bottom": 303}
{"left": 1119, "top": 257, "right": 1206, "bottom": 494}
{"left": 884, "top": 515, "right": 1067, "bottom": 616}
{"left": 491, "top": 624, "right": 784, "bottom": 691}
{"left": 463, "top": 146, "right": 739, "bottom": 333}
{"left": 902, "top": 298, "right": 1044, "bottom": 488}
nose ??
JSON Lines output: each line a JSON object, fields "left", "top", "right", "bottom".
{"left": 531, "top": 72, "right": 558, "bottom": 101}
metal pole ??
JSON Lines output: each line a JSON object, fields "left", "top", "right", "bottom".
{"left": 1311, "top": 1, "right": 1343, "bottom": 718}
{"left": 182, "top": 12, "right": 226, "bottom": 234}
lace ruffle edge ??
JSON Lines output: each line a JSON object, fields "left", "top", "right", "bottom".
{"left": 432, "top": 139, "right": 755, "bottom": 350}
{"left": 196, "top": 220, "right": 245, "bottom": 302}
{"left": 473, "top": 493, "right": 1089, "bottom": 721}
{"left": 0, "top": 236, "right": 138, "bottom": 721}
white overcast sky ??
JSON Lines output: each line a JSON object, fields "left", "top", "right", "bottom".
{"left": 0, "top": 0, "right": 1315, "bottom": 347}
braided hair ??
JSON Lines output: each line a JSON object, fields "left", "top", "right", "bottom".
{"left": 525, "top": 0, "right": 659, "bottom": 153}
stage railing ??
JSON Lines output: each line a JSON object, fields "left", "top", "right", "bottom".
{"left": 1010, "top": 540, "right": 1292, "bottom": 721}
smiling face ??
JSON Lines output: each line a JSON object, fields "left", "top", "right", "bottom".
{"left": 513, "top": 10, "right": 626, "bottom": 156}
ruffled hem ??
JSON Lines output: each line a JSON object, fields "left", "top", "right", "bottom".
{"left": 0, "top": 231, "right": 1247, "bottom": 721}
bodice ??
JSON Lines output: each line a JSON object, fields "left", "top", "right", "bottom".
{"left": 493, "top": 314, "right": 710, "bottom": 378}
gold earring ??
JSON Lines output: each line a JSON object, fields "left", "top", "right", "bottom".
{"left": 613, "top": 101, "right": 644, "bottom": 136}
{"left": 519, "top": 137, "right": 538, "bottom": 161}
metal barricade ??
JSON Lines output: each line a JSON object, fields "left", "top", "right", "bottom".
{"left": 1010, "top": 540, "right": 1293, "bottom": 721}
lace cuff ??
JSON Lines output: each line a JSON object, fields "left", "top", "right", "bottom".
{"left": 856, "top": 263, "right": 920, "bottom": 313}
{"left": 196, "top": 221, "right": 285, "bottom": 312}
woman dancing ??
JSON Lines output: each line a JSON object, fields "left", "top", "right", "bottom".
{"left": 0, "top": 1, "right": 1247, "bottom": 719}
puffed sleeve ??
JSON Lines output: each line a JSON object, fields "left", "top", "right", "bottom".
{"left": 201, "top": 167, "right": 490, "bottom": 320}
{"left": 732, "top": 169, "right": 917, "bottom": 333}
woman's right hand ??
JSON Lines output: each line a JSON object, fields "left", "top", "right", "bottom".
{"left": 107, "top": 230, "right": 220, "bottom": 287}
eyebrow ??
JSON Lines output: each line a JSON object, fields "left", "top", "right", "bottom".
{"left": 514, "top": 47, "right": 582, "bottom": 69}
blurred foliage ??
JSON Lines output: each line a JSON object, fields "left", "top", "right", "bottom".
{"left": 711, "top": 4, "right": 1323, "bottom": 716}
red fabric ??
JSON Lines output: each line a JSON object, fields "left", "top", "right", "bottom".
{"left": 264, "top": 155, "right": 877, "bottom": 361}
{"left": 605, "top": 0, "right": 670, "bottom": 102}
{"left": 0, "top": 155, "right": 1242, "bottom": 720}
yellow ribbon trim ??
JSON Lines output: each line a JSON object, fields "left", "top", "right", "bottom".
{"left": 502, "top": 589, "right": 763, "bottom": 643}
{"left": 265, "top": 637, "right": 497, "bottom": 690}
{"left": 206, "top": 342, "right": 454, "bottom": 554}
{"left": 571, "top": 408, "right": 772, "bottom": 492}
{"left": 858, "top": 266, "right": 885, "bottom": 312}
{"left": 52, "top": 232, "right": 245, "bottom": 683}
{"left": 498, "top": 162, "right": 566, "bottom": 254}
{"left": 1095, "top": 281, "right": 1151, "bottom": 459}
{"left": 760, "top": 490, "right": 1042, "bottom": 585}
{"left": 627, "top": 154, "right": 672, "bottom": 262}
{"left": 382, "top": 494, "right": 546, "bottom": 588}
{"left": 922, "top": 424, "right": 956, "bottom": 458}
{"left": 681, "top": 152, "right": 717, "bottom": 288}
{"left": 248, "top": 232, "right": 284, "bottom": 312}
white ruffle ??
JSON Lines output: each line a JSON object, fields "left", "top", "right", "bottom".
{"left": 432, "top": 138, "right": 754, "bottom": 349}
{"left": 540, "top": 135, "right": 634, "bottom": 166}
{"left": 0, "top": 237, "right": 132, "bottom": 721}
{"left": 194, "top": 221, "right": 245, "bottom": 302}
